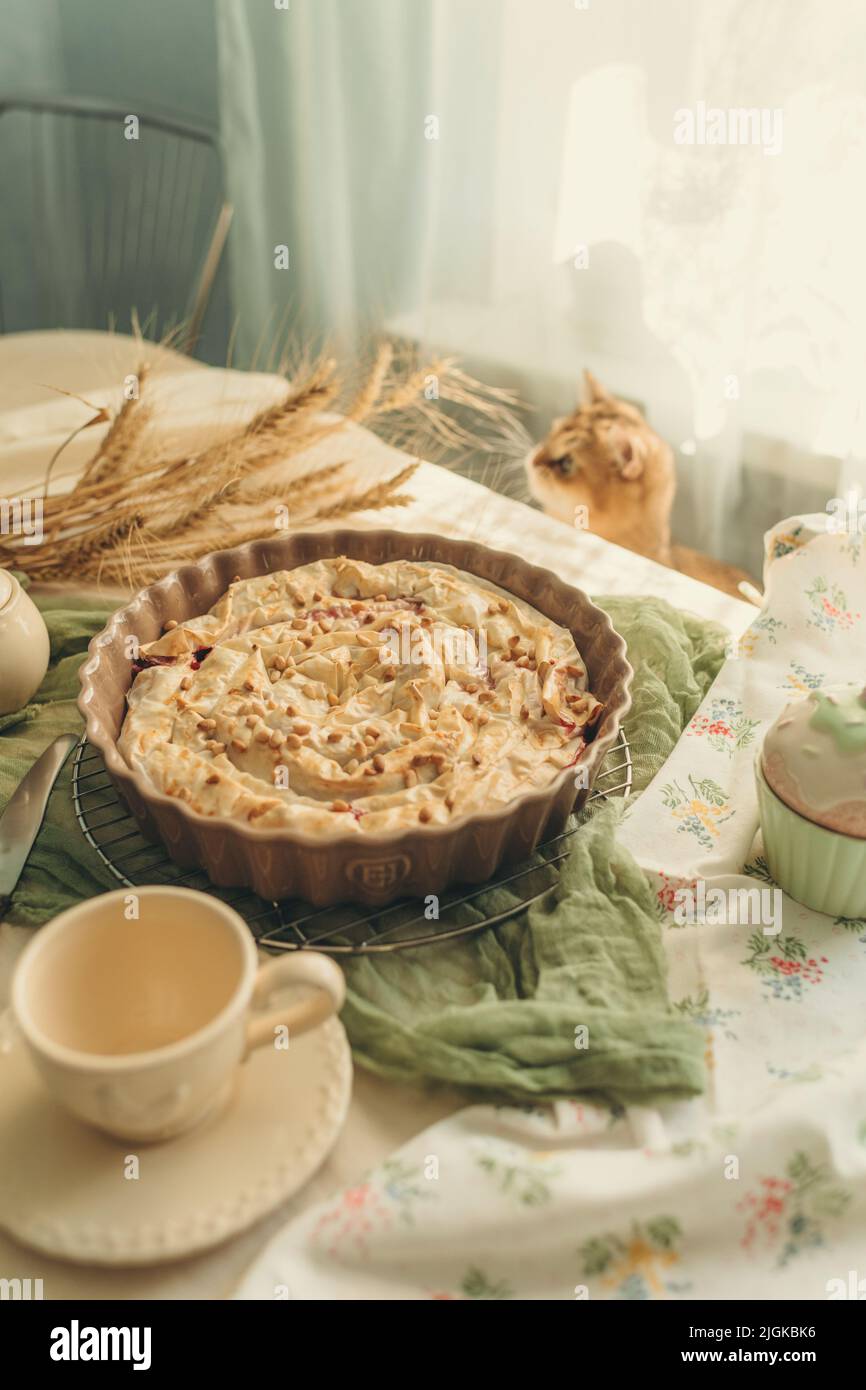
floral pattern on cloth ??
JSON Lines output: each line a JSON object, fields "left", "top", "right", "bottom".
{"left": 309, "top": 1157, "right": 436, "bottom": 1258}
{"left": 580, "top": 1217, "right": 690, "bottom": 1299}
{"left": 739, "top": 1152, "right": 851, "bottom": 1267}
{"left": 235, "top": 516, "right": 866, "bottom": 1302}
{"left": 781, "top": 662, "right": 825, "bottom": 693}
{"left": 655, "top": 871, "right": 699, "bottom": 923}
{"left": 804, "top": 577, "right": 861, "bottom": 634}
{"left": 674, "top": 987, "right": 740, "bottom": 1071}
{"left": 427, "top": 1268, "right": 514, "bottom": 1300}
{"left": 686, "top": 697, "right": 761, "bottom": 756}
{"left": 767, "top": 524, "right": 807, "bottom": 563}
{"left": 475, "top": 1143, "right": 562, "bottom": 1207}
{"left": 660, "top": 775, "right": 736, "bottom": 849}
{"left": 741, "top": 933, "right": 829, "bottom": 1002}
{"left": 737, "top": 612, "right": 785, "bottom": 657}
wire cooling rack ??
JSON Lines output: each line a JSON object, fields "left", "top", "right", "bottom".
{"left": 71, "top": 731, "right": 632, "bottom": 955}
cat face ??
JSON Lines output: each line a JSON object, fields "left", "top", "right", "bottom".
{"left": 526, "top": 372, "right": 675, "bottom": 555}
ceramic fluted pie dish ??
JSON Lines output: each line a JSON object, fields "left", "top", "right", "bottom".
{"left": 78, "top": 530, "right": 633, "bottom": 906}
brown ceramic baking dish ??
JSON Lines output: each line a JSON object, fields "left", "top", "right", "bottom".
{"left": 78, "top": 529, "right": 633, "bottom": 907}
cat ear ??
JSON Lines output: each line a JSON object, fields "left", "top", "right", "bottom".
{"left": 583, "top": 370, "right": 613, "bottom": 407}
{"left": 606, "top": 424, "right": 645, "bottom": 480}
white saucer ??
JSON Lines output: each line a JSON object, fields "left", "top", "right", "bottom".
{"left": 0, "top": 1013, "right": 352, "bottom": 1266}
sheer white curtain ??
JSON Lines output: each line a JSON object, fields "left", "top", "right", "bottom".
{"left": 216, "top": 0, "right": 433, "bottom": 358}
{"left": 217, "top": 0, "right": 866, "bottom": 572}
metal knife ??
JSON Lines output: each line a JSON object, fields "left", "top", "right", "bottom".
{"left": 0, "top": 734, "right": 77, "bottom": 919}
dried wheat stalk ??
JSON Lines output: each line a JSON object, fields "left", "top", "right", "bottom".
{"left": 0, "top": 341, "right": 524, "bottom": 587}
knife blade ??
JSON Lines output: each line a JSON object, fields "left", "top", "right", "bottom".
{"left": 0, "top": 734, "right": 77, "bottom": 919}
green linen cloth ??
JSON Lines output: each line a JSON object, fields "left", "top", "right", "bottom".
{"left": 1, "top": 586, "right": 726, "bottom": 1104}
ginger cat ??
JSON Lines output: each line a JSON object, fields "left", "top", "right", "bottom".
{"left": 526, "top": 372, "right": 757, "bottom": 601}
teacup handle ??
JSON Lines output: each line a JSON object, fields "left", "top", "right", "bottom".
{"left": 245, "top": 951, "right": 346, "bottom": 1056}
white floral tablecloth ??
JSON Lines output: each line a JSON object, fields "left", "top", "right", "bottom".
{"left": 236, "top": 515, "right": 866, "bottom": 1300}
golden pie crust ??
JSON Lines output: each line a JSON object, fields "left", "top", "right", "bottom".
{"left": 119, "top": 557, "right": 603, "bottom": 834}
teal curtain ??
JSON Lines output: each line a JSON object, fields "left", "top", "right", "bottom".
{"left": 215, "top": 0, "right": 437, "bottom": 362}
{"left": 0, "top": 0, "right": 68, "bottom": 331}
{"left": 0, "top": 0, "right": 229, "bottom": 358}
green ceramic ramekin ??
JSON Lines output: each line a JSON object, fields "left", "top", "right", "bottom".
{"left": 755, "top": 755, "right": 866, "bottom": 919}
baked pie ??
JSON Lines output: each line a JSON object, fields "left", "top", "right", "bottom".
{"left": 119, "top": 557, "right": 604, "bottom": 834}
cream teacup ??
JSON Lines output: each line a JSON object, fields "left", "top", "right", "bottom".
{"left": 0, "top": 570, "right": 50, "bottom": 714}
{"left": 11, "top": 886, "right": 346, "bottom": 1142}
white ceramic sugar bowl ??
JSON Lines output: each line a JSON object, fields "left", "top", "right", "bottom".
{"left": 0, "top": 571, "right": 50, "bottom": 714}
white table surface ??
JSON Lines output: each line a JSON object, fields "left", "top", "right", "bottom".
{"left": 0, "top": 332, "right": 756, "bottom": 1299}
